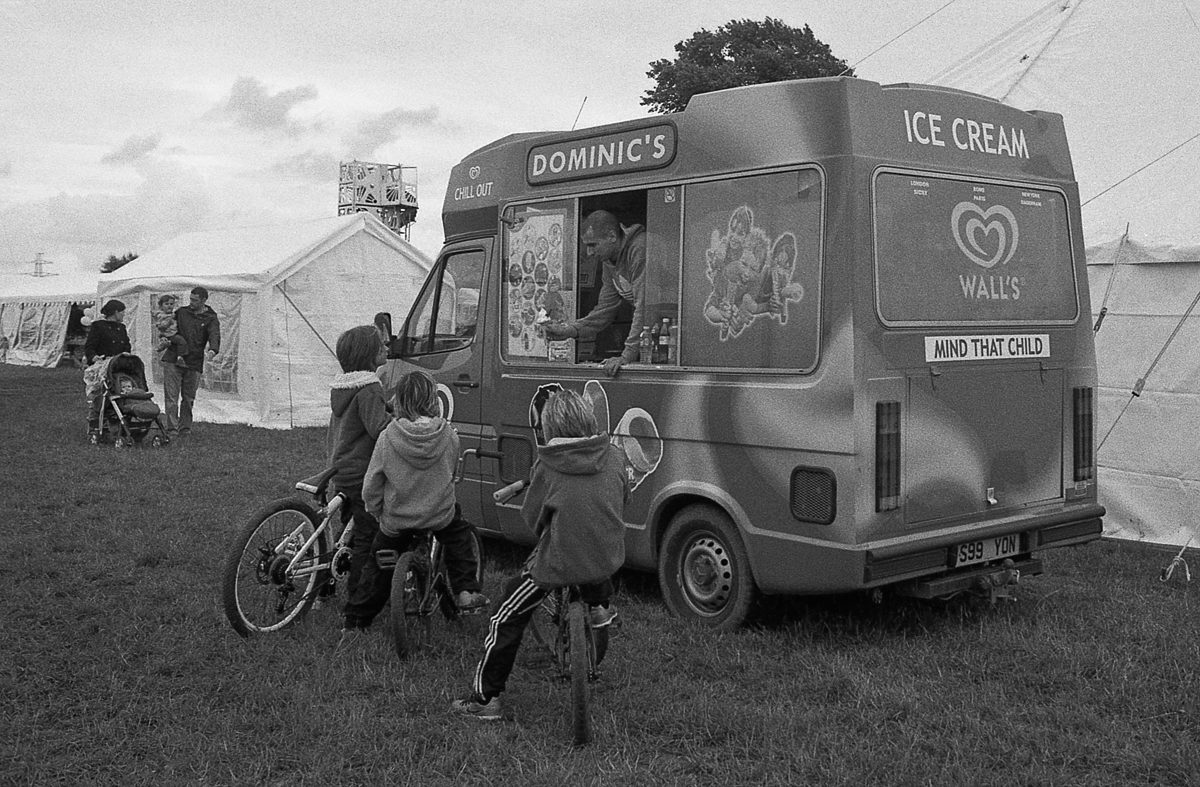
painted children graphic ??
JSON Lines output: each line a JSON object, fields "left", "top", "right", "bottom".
{"left": 703, "top": 206, "right": 805, "bottom": 339}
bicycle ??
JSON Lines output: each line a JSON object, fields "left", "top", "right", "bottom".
{"left": 222, "top": 449, "right": 496, "bottom": 640}
{"left": 221, "top": 466, "right": 350, "bottom": 637}
{"left": 493, "top": 479, "right": 611, "bottom": 746}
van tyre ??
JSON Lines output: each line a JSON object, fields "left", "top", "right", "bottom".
{"left": 658, "top": 504, "right": 756, "bottom": 631}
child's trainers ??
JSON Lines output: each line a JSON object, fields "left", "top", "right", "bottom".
{"left": 455, "top": 590, "right": 489, "bottom": 610}
{"left": 589, "top": 603, "right": 619, "bottom": 628}
{"left": 451, "top": 694, "right": 503, "bottom": 721}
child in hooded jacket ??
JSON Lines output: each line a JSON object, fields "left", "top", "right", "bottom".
{"left": 452, "top": 388, "right": 628, "bottom": 721}
{"left": 350, "top": 370, "right": 488, "bottom": 629}
{"left": 328, "top": 325, "right": 392, "bottom": 632}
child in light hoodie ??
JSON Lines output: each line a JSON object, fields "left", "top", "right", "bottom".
{"left": 352, "top": 370, "right": 487, "bottom": 629}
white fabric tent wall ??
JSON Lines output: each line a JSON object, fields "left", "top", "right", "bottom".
{"left": 930, "top": 0, "right": 1200, "bottom": 546}
{"left": 97, "top": 213, "right": 431, "bottom": 428}
{"left": 0, "top": 271, "right": 98, "bottom": 368}
{"left": 1087, "top": 244, "right": 1200, "bottom": 547}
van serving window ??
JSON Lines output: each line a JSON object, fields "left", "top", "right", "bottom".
{"left": 873, "top": 171, "right": 1078, "bottom": 325}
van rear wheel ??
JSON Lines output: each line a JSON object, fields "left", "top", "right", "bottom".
{"left": 658, "top": 504, "right": 755, "bottom": 631}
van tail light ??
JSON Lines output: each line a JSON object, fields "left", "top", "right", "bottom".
{"left": 875, "top": 401, "right": 901, "bottom": 512}
{"left": 1072, "top": 387, "right": 1095, "bottom": 482}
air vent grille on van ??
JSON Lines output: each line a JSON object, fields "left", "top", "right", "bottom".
{"left": 875, "top": 401, "right": 901, "bottom": 512}
{"left": 790, "top": 467, "right": 836, "bottom": 524}
{"left": 1072, "top": 387, "right": 1095, "bottom": 482}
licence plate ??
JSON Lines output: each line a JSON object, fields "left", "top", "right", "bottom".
{"left": 951, "top": 533, "right": 1021, "bottom": 567}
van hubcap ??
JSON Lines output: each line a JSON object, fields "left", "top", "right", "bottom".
{"left": 680, "top": 535, "right": 732, "bottom": 613}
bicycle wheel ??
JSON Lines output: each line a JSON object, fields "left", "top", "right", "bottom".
{"left": 222, "top": 498, "right": 326, "bottom": 637}
{"left": 390, "top": 553, "right": 430, "bottom": 660}
{"left": 567, "top": 601, "right": 591, "bottom": 746}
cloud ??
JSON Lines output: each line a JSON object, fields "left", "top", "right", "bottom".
{"left": 101, "top": 133, "right": 161, "bottom": 164}
{"left": 218, "top": 76, "right": 318, "bottom": 132}
{"left": 347, "top": 105, "right": 441, "bottom": 157}
{"left": 0, "top": 159, "right": 11, "bottom": 176}
{"left": 270, "top": 150, "right": 340, "bottom": 182}
{"left": 0, "top": 159, "right": 213, "bottom": 268}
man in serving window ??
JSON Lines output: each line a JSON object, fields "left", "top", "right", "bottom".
{"left": 544, "top": 210, "right": 646, "bottom": 377}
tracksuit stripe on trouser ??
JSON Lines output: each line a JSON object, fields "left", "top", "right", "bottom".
{"left": 473, "top": 574, "right": 546, "bottom": 700}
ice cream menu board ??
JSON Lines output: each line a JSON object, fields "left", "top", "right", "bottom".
{"left": 504, "top": 206, "right": 575, "bottom": 360}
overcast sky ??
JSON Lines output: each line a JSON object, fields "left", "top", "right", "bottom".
{"left": 0, "top": 0, "right": 1086, "bottom": 273}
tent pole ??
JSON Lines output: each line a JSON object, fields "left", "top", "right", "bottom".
{"left": 282, "top": 281, "right": 294, "bottom": 429}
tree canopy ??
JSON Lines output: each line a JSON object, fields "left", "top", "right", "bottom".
{"left": 642, "top": 17, "right": 854, "bottom": 114}
{"left": 101, "top": 252, "right": 138, "bottom": 273}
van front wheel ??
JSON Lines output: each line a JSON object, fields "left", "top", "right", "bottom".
{"left": 658, "top": 504, "right": 755, "bottom": 631}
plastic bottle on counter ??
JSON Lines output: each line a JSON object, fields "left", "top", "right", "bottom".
{"left": 667, "top": 323, "right": 679, "bottom": 364}
{"left": 655, "top": 317, "right": 671, "bottom": 364}
{"left": 638, "top": 325, "right": 653, "bottom": 364}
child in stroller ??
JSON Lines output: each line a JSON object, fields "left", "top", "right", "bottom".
{"left": 86, "top": 353, "right": 171, "bottom": 448}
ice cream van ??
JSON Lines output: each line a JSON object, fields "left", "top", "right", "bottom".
{"left": 379, "top": 77, "right": 1103, "bottom": 630}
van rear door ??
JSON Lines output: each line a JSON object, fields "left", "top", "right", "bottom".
{"left": 872, "top": 170, "right": 1080, "bottom": 527}
{"left": 905, "top": 363, "right": 1063, "bottom": 524}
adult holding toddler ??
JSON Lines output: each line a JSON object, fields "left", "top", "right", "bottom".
{"left": 162, "top": 286, "right": 220, "bottom": 439}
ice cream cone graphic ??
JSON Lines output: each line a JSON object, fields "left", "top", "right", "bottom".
{"left": 613, "top": 407, "right": 663, "bottom": 490}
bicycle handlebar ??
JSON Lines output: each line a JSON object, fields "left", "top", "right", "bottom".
{"left": 493, "top": 479, "right": 527, "bottom": 504}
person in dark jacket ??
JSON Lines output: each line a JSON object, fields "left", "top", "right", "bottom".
{"left": 84, "top": 299, "right": 132, "bottom": 437}
{"left": 327, "top": 325, "right": 392, "bottom": 633}
{"left": 83, "top": 299, "right": 131, "bottom": 365}
{"left": 162, "top": 286, "right": 220, "bottom": 438}
{"left": 452, "top": 388, "right": 628, "bottom": 721}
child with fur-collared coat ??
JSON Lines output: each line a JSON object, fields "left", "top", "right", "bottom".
{"left": 452, "top": 388, "right": 628, "bottom": 721}
{"left": 328, "top": 325, "right": 392, "bottom": 631}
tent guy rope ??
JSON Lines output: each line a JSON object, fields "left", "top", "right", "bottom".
{"left": 1097, "top": 286, "right": 1200, "bottom": 451}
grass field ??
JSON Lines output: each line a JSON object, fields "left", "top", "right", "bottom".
{"left": 2, "top": 365, "right": 1198, "bottom": 786}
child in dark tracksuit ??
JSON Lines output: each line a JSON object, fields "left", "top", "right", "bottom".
{"left": 452, "top": 388, "right": 628, "bottom": 721}
{"left": 327, "top": 325, "right": 392, "bottom": 632}
{"left": 350, "top": 371, "right": 488, "bottom": 628}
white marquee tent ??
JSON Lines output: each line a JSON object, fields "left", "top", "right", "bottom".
{"left": 930, "top": 0, "right": 1200, "bottom": 546}
{"left": 0, "top": 270, "right": 98, "bottom": 368}
{"left": 97, "top": 212, "right": 431, "bottom": 428}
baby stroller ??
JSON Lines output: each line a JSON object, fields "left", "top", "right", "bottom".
{"left": 87, "top": 353, "right": 170, "bottom": 448}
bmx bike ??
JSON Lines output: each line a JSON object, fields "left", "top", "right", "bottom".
{"left": 494, "top": 479, "right": 610, "bottom": 746}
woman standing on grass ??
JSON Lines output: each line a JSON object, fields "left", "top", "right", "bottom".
{"left": 83, "top": 299, "right": 131, "bottom": 439}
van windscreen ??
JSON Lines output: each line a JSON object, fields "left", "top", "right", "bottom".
{"left": 873, "top": 172, "right": 1078, "bottom": 325}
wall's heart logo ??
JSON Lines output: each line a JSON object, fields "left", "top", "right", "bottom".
{"left": 951, "top": 202, "right": 1019, "bottom": 269}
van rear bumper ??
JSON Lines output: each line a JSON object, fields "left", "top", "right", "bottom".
{"left": 862, "top": 505, "right": 1104, "bottom": 586}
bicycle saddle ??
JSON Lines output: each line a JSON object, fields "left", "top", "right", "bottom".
{"left": 295, "top": 467, "right": 337, "bottom": 496}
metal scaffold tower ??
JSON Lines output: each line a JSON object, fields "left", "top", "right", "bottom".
{"left": 337, "top": 161, "right": 418, "bottom": 240}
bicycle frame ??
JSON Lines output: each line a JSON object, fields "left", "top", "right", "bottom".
{"left": 280, "top": 493, "right": 346, "bottom": 578}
